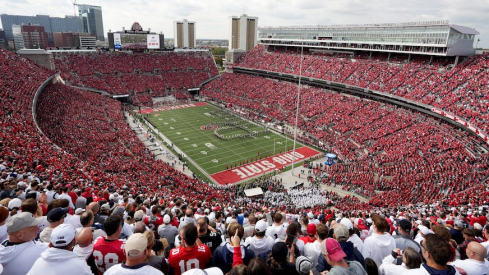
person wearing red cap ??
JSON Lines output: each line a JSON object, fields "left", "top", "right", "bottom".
{"left": 299, "top": 223, "right": 317, "bottom": 245}
{"left": 320, "top": 238, "right": 366, "bottom": 275}
{"left": 354, "top": 218, "right": 369, "bottom": 241}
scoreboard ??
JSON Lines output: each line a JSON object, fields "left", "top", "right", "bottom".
{"left": 107, "top": 22, "right": 164, "bottom": 50}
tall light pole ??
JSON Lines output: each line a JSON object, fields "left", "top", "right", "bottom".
{"left": 273, "top": 138, "right": 276, "bottom": 156}
{"left": 291, "top": 40, "right": 304, "bottom": 176}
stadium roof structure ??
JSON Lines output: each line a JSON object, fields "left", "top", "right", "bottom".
{"left": 258, "top": 20, "right": 479, "bottom": 57}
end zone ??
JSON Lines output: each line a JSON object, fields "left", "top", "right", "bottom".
{"left": 210, "top": 147, "right": 322, "bottom": 185}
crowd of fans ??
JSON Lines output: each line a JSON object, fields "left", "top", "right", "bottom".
{"left": 54, "top": 51, "right": 219, "bottom": 106}
{"left": 201, "top": 73, "right": 489, "bottom": 206}
{"left": 235, "top": 45, "right": 489, "bottom": 133}
{"left": 0, "top": 183, "right": 488, "bottom": 275}
{"left": 0, "top": 45, "right": 489, "bottom": 274}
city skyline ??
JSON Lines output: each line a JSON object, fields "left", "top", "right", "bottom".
{"left": 1, "top": 0, "right": 487, "bottom": 48}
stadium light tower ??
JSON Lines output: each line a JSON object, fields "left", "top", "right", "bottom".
{"left": 291, "top": 39, "right": 304, "bottom": 176}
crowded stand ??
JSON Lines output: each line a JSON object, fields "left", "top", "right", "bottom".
{"left": 235, "top": 45, "right": 489, "bottom": 133}
{"left": 201, "top": 73, "right": 489, "bottom": 207}
{"left": 0, "top": 43, "right": 489, "bottom": 275}
{"left": 54, "top": 51, "right": 219, "bottom": 106}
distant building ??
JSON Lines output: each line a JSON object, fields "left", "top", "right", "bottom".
{"left": 229, "top": 14, "right": 258, "bottom": 51}
{"left": 53, "top": 32, "right": 96, "bottom": 48}
{"left": 174, "top": 19, "right": 196, "bottom": 48}
{"left": 12, "top": 24, "right": 49, "bottom": 49}
{"left": 0, "top": 14, "right": 83, "bottom": 45}
{"left": 0, "top": 30, "right": 6, "bottom": 48}
{"left": 78, "top": 4, "right": 105, "bottom": 41}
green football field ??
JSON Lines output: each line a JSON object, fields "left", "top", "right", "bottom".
{"left": 146, "top": 103, "right": 307, "bottom": 179}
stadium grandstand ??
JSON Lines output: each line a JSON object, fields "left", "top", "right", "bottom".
{"left": 258, "top": 20, "right": 479, "bottom": 58}
{"left": 0, "top": 18, "right": 488, "bottom": 275}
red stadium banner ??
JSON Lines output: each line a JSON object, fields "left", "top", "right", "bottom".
{"left": 211, "top": 147, "right": 321, "bottom": 185}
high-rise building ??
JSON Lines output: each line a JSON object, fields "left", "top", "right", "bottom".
{"left": 0, "top": 30, "right": 6, "bottom": 48}
{"left": 229, "top": 14, "right": 258, "bottom": 51}
{"left": 12, "top": 24, "right": 49, "bottom": 49}
{"left": 78, "top": 4, "right": 105, "bottom": 41}
{"left": 53, "top": 32, "right": 96, "bottom": 48}
{"left": 0, "top": 14, "right": 83, "bottom": 45}
{"left": 173, "top": 19, "right": 196, "bottom": 48}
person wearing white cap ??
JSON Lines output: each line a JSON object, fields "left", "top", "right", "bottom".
{"left": 158, "top": 214, "right": 179, "bottom": 247}
{"left": 0, "top": 212, "right": 48, "bottom": 275}
{"left": 414, "top": 225, "right": 432, "bottom": 244}
{"left": 27, "top": 224, "right": 92, "bottom": 275}
{"left": 308, "top": 212, "right": 319, "bottom": 225}
{"left": 104, "top": 233, "right": 163, "bottom": 274}
{"left": 340, "top": 217, "right": 363, "bottom": 252}
{"left": 244, "top": 219, "right": 275, "bottom": 257}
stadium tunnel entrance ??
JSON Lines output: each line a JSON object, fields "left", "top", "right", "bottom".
{"left": 113, "top": 94, "right": 130, "bottom": 104}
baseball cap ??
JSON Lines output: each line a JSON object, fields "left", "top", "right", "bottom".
{"left": 125, "top": 233, "right": 147, "bottom": 257}
{"left": 100, "top": 203, "right": 110, "bottom": 211}
{"left": 163, "top": 214, "right": 171, "bottom": 224}
{"left": 296, "top": 256, "right": 313, "bottom": 275}
{"left": 182, "top": 267, "right": 224, "bottom": 275}
{"left": 307, "top": 212, "right": 314, "bottom": 219}
{"left": 8, "top": 198, "right": 21, "bottom": 210}
{"left": 51, "top": 224, "right": 76, "bottom": 247}
{"left": 354, "top": 218, "right": 368, "bottom": 230}
{"left": 272, "top": 242, "right": 288, "bottom": 261}
{"left": 320, "top": 238, "right": 347, "bottom": 262}
{"left": 473, "top": 223, "right": 482, "bottom": 230}
{"left": 417, "top": 225, "right": 432, "bottom": 236}
{"left": 307, "top": 223, "right": 317, "bottom": 235}
{"left": 75, "top": 208, "right": 86, "bottom": 215}
{"left": 134, "top": 210, "right": 145, "bottom": 221}
{"left": 112, "top": 206, "right": 125, "bottom": 216}
{"left": 399, "top": 220, "right": 412, "bottom": 232}
{"left": 47, "top": 207, "right": 69, "bottom": 223}
{"left": 333, "top": 224, "right": 349, "bottom": 241}
{"left": 7, "top": 212, "right": 44, "bottom": 233}
{"left": 340, "top": 218, "right": 353, "bottom": 230}
{"left": 454, "top": 221, "right": 464, "bottom": 228}
{"left": 17, "top": 181, "right": 27, "bottom": 187}
{"left": 25, "top": 190, "right": 39, "bottom": 201}
{"left": 255, "top": 220, "right": 268, "bottom": 233}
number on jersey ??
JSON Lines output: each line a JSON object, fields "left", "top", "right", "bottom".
{"left": 93, "top": 251, "right": 119, "bottom": 273}
{"left": 179, "top": 259, "right": 200, "bottom": 274}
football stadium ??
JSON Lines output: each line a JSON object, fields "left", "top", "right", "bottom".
{"left": 0, "top": 6, "right": 488, "bottom": 275}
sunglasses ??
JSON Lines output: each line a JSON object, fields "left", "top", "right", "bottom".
{"left": 420, "top": 240, "right": 430, "bottom": 254}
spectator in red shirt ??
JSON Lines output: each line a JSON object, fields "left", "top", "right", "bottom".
{"left": 168, "top": 224, "right": 212, "bottom": 275}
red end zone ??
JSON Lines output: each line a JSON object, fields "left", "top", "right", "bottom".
{"left": 139, "top": 102, "right": 208, "bottom": 114}
{"left": 211, "top": 147, "right": 321, "bottom": 185}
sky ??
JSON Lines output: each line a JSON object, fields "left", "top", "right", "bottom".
{"left": 1, "top": 0, "right": 488, "bottom": 48}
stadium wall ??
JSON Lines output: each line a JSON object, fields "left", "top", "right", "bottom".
{"left": 32, "top": 73, "right": 64, "bottom": 151}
